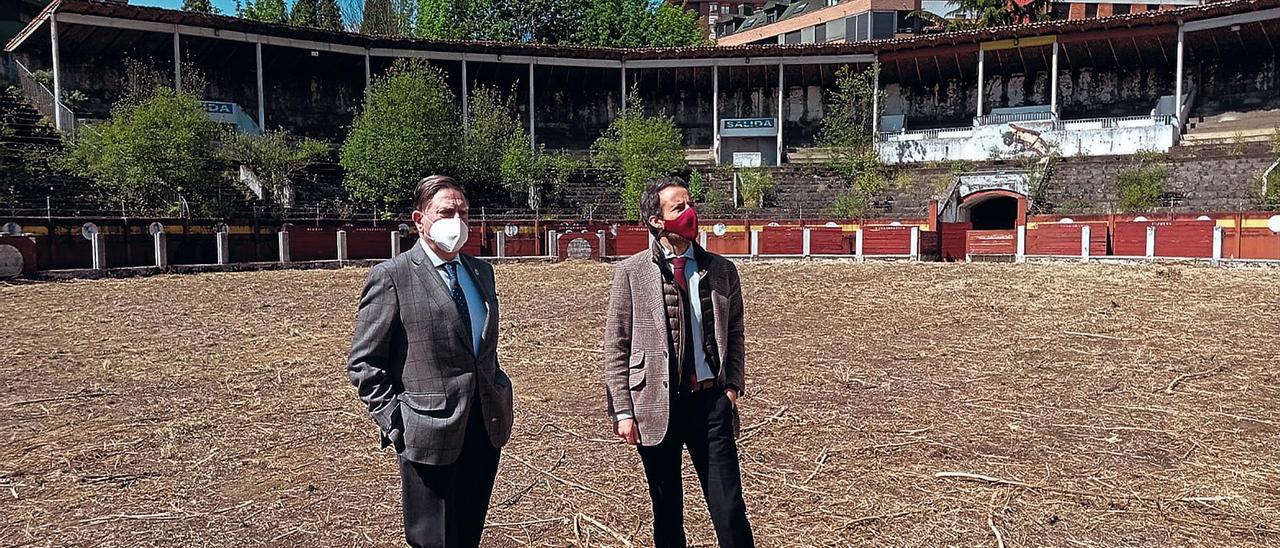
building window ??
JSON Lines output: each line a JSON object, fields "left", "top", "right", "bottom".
{"left": 722, "top": 5, "right": 730, "bottom": 13}
{"left": 1085, "top": 3, "right": 1098, "bottom": 17}
{"left": 1147, "top": 4, "right": 1159, "bottom": 11}
{"left": 1112, "top": 3, "right": 1131, "bottom": 15}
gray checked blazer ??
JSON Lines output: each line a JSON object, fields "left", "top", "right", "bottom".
{"left": 346, "top": 244, "right": 514, "bottom": 466}
{"left": 603, "top": 242, "right": 746, "bottom": 446}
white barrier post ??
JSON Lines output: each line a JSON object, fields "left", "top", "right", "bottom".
{"left": 1211, "top": 226, "right": 1224, "bottom": 265}
{"left": 1145, "top": 225, "right": 1156, "bottom": 260}
{"left": 215, "top": 232, "right": 229, "bottom": 265}
{"left": 153, "top": 231, "right": 168, "bottom": 268}
{"left": 699, "top": 230, "right": 707, "bottom": 248}
{"left": 390, "top": 231, "right": 402, "bottom": 258}
{"left": 336, "top": 230, "right": 348, "bottom": 264}
{"left": 278, "top": 230, "right": 290, "bottom": 264}
{"left": 548, "top": 230, "right": 558, "bottom": 258}
{"left": 495, "top": 231, "right": 505, "bottom": 258}
{"left": 802, "top": 228, "right": 812, "bottom": 258}
{"left": 750, "top": 229, "right": 759, "bottom": 258}
{"left": 1015, "top": 225, "right": 1026, "bottom": 263}
{"left": 909, "top": 227, "right": 920, "bottom": 261}
{"left": 91, "top": 232, "right": 106, "bottom": 270}
{"left": 1080, "top": 225, "right": 1091, "bottom": 263}
{"left": 855, "top": 229, "right": 864, "bottom": 262}
{"left": 597, "top": 230, "right": 606, "bottom": 260}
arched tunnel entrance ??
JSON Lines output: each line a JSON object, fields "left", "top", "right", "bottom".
{"left": 966, "top": 195, "right": 1020, "bottom": 230}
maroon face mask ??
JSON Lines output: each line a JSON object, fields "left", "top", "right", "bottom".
{"left": 663, "top": 206, "right": 699, "bottom": 241}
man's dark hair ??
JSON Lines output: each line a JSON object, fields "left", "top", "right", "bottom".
{"left": 639, "top": 176, "right": 689, "bottom": 228}
{"left": 413, "top": 175, "right": 467, "bottom": 212}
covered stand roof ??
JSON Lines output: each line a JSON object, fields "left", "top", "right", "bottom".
{"left": 7, "top": 0, "right": 1280, "bottom": 66}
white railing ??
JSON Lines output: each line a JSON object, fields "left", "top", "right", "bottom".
{"left": 882, "top": 126, "right": 974, "bottom": 141}
{"left": 977, "top": 110, "right": 1056, "bottom": 125}
{"left": 1053, "top": 114, "right": 1173, "bottom": 131}
{"left": 12, "top": 59, "right": 78, "bottom": 139}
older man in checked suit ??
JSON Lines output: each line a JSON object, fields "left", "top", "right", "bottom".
{"left": 347, "top": 175, "right": 513, "bottom": 548}
{"left": 603, "top": 176, "right": 754, "bottom": 548}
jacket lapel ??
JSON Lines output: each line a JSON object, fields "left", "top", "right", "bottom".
{"left": 695, "top": 246, "right": 730, "bottom": 369}
{"left": 409, "top": 245, "right": 473, "bottom": 353}
{"left": 460, "top": 254, "right": 495, "bottom": 356}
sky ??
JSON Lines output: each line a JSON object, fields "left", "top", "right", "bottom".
{"left": 131, "top": 0, "right": 268, "bottom": 17}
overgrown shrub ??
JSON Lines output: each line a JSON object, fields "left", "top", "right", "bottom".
{"left": 341, "top": 60, "right": 460, "bottom": 210}
{"left": 1115, "top": 152, "right": 1169, "bottom": 212}
{"left": 61, "top": 86, "right": 224, "bottom": 216}
{"left": 591, "top": 91, "right": 688, "bottom": 220}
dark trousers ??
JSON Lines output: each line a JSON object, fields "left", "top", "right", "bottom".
{"left": 398, "top": 402, "right": 500, "bottom": 548}
{"left": 638, "top": 389, "right": 754, "bottom": 548}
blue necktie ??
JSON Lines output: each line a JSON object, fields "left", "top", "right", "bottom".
{"left": 444, "top": 262, "right": 473, "bottom": 346}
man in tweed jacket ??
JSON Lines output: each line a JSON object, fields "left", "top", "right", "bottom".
{"left": 603, "top": 176, "right": 754, "bottom": 547}
{"left": 347, "top": 176, "right": 513, "bottom": 548}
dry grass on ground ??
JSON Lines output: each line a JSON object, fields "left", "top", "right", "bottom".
{"left": 2, "top": 261, "right": 1280, "bottom": 547}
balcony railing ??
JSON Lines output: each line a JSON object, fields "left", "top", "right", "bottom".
{"left": 12, "top": 59, "right": 79, "bottom": 139}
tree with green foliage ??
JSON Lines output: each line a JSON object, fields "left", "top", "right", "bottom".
{"left": 221, "top": 130, "right": 330, "bottom": 210}
{"left": 648, "top": 2, "right": 707, "bottom": 47}
{"left": 592, "top": 91, "right": 689, "bottom": 219}
{"left": 361, "top": 0, "right": 402, "bottom": 35}
{"left": 500, "top": 132, "right": 578, "bottom": 213}
{"left": 181, "top": 0, "right": 217, "bottom": 14}
{"left": 317, "top": 0, "right": 345, "bottom": 31}
{"left": 341, "top": 60, "right": 461, "bottom": 210}
{"left": 819, "top": 64, "right": 890, "bottom": 218}
{"left": 573, "top": 0, "right": 706, "bottom": 47}
{"left": 415, "top": 0, "right": 502, "bottom": 39}
{"left": 458, "top": 85, "right": 522, "bottom": 196}
{"left": 61, "top": 87, "right": 224, "bottom": 216}
{"left": 913, "top": 0, "right": 1052, "bottom": 32}
{"left": 244, "top": 0, "right": 289, "bottom": 23}
{"left": 291, "top": 0, "right": 322, "bottom": 27}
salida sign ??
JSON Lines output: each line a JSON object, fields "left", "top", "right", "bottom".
{"left": 201, "top": 101, "right": 235, "bottom": 114}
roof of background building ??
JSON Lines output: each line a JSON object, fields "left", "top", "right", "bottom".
{"left": 7, "top": 0, "right": 1279, "bottom": 60}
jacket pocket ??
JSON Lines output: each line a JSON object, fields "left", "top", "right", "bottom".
{"left": 628, "top": 368, "right": 646, "bottom": 390}
{"left": 399, "top": 392, "right": 447, "bottom": 413}
{"left": 628, "top": 350, "right": 644, "bottom": 369}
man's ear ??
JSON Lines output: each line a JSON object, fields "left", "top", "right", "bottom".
{"left": 647, "top": 215, "right": 662, "bottom": 231}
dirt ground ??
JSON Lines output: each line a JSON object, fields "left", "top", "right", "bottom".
{"left": 2, "top": 261, "right": 1279, "bottom": 547}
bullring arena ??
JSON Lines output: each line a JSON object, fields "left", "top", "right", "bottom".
{"left": 3, "top": 260, "right": 1279, "bottom": 546}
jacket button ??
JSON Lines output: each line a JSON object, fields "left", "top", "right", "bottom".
{"left": 491, "top": 418, "right": 498, "bottom": 422}
{"left": 663, "top": 381, "right": 669, "bottom": 387}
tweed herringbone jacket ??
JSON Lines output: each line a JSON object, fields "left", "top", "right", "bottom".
{"left": 347, "top": 245, "right": 514, "bottom": 465}
{"left": 603, "top": 241, "right": 745, "bottom": 446}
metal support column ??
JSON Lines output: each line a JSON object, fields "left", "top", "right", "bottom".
{"left": 50, "top": 14, "right": 61, "bottom": 131}
{"left": 1175, "top": 25, "right": 1185, "bottom": 128}
{"left": 461, "top": 59, "right": 469, "bottom": 128}
{"left": 1050, "top": 40, "right": 1059, "bottom": 117}
{"left": 528, "top": 62, "right": 536, "bottom": 150}
{"left": 713, "top": 65, "right": 720, "bottom": 165}
{"left": 976, "top": 49, "right": 985, "bottom": 119}
{"left": 173, "top": 30, "right": 182, "bottom": 92}
{"left": 256, "top": 41, "right": 266, "bottom": 131}
{"left": 776, "top": 62, "right": 783, "bottom": 166}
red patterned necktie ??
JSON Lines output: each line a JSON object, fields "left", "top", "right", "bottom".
{"left": 671, "top": 256, "right": 689, "bottom": 293}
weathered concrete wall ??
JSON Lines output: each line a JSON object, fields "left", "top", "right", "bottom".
{"left": 878, "top": 120, "right": 1179, "bottom": 164}
{"left": 1192, "top": 51, "right": 1280, "bottom": 114}
{"left": 534, "top": 65, "right": 620, "bottom": 150}
{"left": 884, "top": 66, "right": 1177, "bottom": 130}
{"left": 1040, "top": 142, "right": 1273, "bottom": 213}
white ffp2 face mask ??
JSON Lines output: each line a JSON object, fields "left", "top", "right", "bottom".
{"left": 428, "top": 217, "right": 468, "bottom": 254}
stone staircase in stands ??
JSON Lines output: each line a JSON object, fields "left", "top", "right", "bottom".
{"left": 1181, "top": 108, "right": 1280, "bottom": 145}
{"left": 0, "top": 89, "right": 102, "bottom": 215}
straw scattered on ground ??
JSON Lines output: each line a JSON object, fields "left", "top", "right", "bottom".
{"left": 2, "top": 261, "right": 1279, "bottom": 547}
